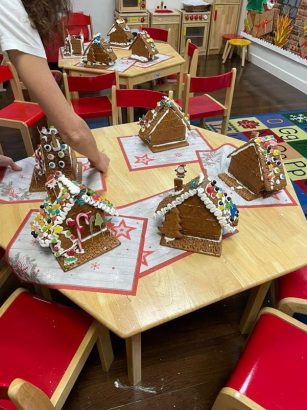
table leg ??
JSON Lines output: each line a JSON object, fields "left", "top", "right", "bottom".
{"left": 96, "top": 324, "right": 114, "bottom": 371}
{"left": 126, "top": 333, "right": 141, "bottom": 385}
{"left": 33, "top": 285, "right": 52, "bottom": 300}
{"left": 240, "top": 281, "right": 272, "bottom": 334}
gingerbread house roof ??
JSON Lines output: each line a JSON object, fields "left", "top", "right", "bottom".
{"left": 129, "top": 31, "right": 159, "bottom": 57}
{"left": 107, "top": 18, "right": 132, "bottom": 37}
{"left": 140, "top": 97, "right": 191, "bottom": 136}
{"left": 228, "top": 135, "right": 286, "bottom": 192}
{"left": 85, "top": 34, "right": 117, "bottom": 63}
{"left": 31, "top": 171, "right": 118, "bottom": 249}
{"left": 155, "top": 173, "right": 239, "bottom": 234}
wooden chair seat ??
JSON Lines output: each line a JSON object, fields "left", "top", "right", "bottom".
{"left": 63, "top": 71, "right": 118, "bottom": 123}
{"left": 0, "top": 288, "right": 113, "bottom": 409}
{"left": 0, "top": 101, "right": 45, "bottom": 127}
{"left": 182, "top": 69, "right": 236, "bottom": 134}
{"left": 276, "top": 266, "right": 307, "bottom": 316}
{"left": 71, "top": 96, "right": 112, "bottom": 119}
{"left": 0, "top": 63, "right": 46, "bottom": 156}
{"left": 179, "top": 95, "right": 225, "bottom": 119}
{"left": 212, "top": 308, "right": 307, "bottom": 409}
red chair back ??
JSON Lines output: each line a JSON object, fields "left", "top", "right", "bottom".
{"left": 0, "top": 65, "right": 13, "bottom": 83}
{"left": 189, "top": 71, "right": 234, "bottom": 94}
{"left": 63, "top": 13, "right": 92, "bottom": 42}
{"left": 44, "top": 31, "right": 64, "bottom": 64}
{"left": 115, "top": 89, "right": 167, "bottom": 109}
{"left": 187, "top": 41, "right": 198, "bottom": 58}
{"left": 141, "top": 27, "right": 169, "bottom": 42}
{"left": 66, "top": 72, "right": 117, "bottom": 93}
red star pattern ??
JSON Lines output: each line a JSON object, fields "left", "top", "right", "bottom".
{"left": 141, "top": 249, "right": 154, "bottom": 266}
{"left": 134, "top": 153, "right": 155, "bottom": 166}
{"left": 175, "top": 152, "right": 183, "bottom": 157}
{"left": 238, "top": 120, "right": 260, "bottom": 129}
{"left": 110, "top": 219, "right": 136, "bottom": 240}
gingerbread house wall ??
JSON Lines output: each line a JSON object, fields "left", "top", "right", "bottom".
{"left": 131, "top": 37, "right": 150, "bottom": 59}
{"left": 61, "top": 204, "right": 106, "bottom": 251}
{"left": 177, "top": 196, "right": 222, "bottom": 240}
{"left": 149, "top": 109, "right": 187, "bottom": 145}
{"left": 110, "top": 27, "right": 131, "bottom": 43}
{"left": 228, "top": 145, "right": 264, "bottom": 194}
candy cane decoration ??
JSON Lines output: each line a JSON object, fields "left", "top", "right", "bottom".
{"left": 34, "top": 146, "right": 45, "bottom": 175}
{"left": 76, "top": 211, "right": 92, "bottom": 253}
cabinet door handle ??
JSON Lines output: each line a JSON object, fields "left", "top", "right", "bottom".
{"left": 214, "top": 10, "right": 217, "bottom": 21}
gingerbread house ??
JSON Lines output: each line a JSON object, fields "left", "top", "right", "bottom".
{"left": 129, "top": 31, "right": 159, "bottom": 62}
{"left": 84, "top": 34, "right": 117, "bottom": 66}
{"left": 155, "top": 173, "right": 239, "bottom": 256}
{"left": 64, "top": 33, "right": 84, "bottom": 56}
{"left": 219, "top": 135, "right": 287, "bottom": 201}
{"left": 139, "top": 96, "right": 191, "bottom": 152}
{"left": 29, "top": 127, "right": 81, "bottom": 193}
{"left": 108, "top": 18, "right": 133, "bottom": 46}
{"left": 31, "top": 171, "right": 120, "bottom": 271}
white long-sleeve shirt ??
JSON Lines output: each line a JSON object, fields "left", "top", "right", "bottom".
{"left": 0, "top": 0, "right": 46, "bottom": 58}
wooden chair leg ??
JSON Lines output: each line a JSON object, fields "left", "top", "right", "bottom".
{"left": 240, "top": 281, "right": 272, "bottom": 334}
{"left": 0, "top": 142, "right": 3, "bottom": 155}
{"left": 222, "top": 41, "right": 230, "bottom": 62}
{"left": 199, "top": 118, "right": 205, "bottom": 128}
{"left": 229, "top": 45, "right": 235, "bottom": 59}
{"left": 96, "top": 324, "right": 114, "bottom": 372}
{"left": 20, "top": 126, "right": 34, "bottom": 156}
{"left": 0, "top": 262, "right": 11, "bottom": 290}
{"left": 241, "top": 46, "right": 247, "bottom": 67}
{"left": 126, "top": 333, "right": 141, "bottom": 385}
{"left": 221, "top": 114, "right": 230, "bottom": 135}
{"left": 222, "top": 44, "right": 232, "bottom": 64}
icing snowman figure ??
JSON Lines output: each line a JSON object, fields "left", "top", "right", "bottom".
{"left": 175, "top": 164, "right": 187, "bottom": 179}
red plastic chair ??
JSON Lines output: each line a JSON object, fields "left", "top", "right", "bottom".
{"left": 181, "top": 68, "right": 236, "bottom": 135}
{"left": 0, "top": 288, "right": 113, "bottom": 409}
{"left": 212, "top": 308, "right": 307, "bottom": 409}
{"left": 111, "top": 86, "right": 169, "bottom": 124}
{"left": 141, "top": 26, "right": 170, "bottom": 42}
{"left": 0, "top": 63, "right": 45, "bottom": 156}
{"left": 63, "top": 71, "right": 118, "bottom": 123}
{"left": 276, "top": 266, "right": 307, "bottom": 316}
{"left": 63, "top": 12, "right": 93, "bottom": 42}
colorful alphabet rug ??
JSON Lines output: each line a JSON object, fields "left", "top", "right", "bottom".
{"left": 202, "top": 110, "right": 307, "bottom": 218}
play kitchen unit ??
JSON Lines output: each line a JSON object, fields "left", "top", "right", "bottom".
{"left": 113, "top": 0, "right": 241, "bottom": 55}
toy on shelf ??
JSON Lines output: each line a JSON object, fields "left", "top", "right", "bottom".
{"left": 138, "top": 96, "right": 191, "bottom": 152}
{"left": 219, "top": 135, "right": 287, "bottom": 201}
{"left": 129, "top": 31, "right": 159, "bottom": 62}
{"left": 155, "top": 170, "right": 239, "bottom": 257}
{"left": 155, "top": 1, "right": 172, "bottom": 12}
{"left": 83, "top": 33, "right": 117, "bottom": 66}
{"left": 63, "top": 32, "right": 84, "bottom": 56}
{"left": 107, "top": 18, "right": 133, "bottom": 46}
{"left": 31, "top": 171, "right": 120, "bottom": 271}
{"left": 29, "top": 127, "right": 82, "bottom": 193}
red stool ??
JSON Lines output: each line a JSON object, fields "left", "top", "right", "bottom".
{"left": 277, "top": 265, "right": 307, "bottom": 316}
{"left": 222, "top": 34, "right": 243, "bottom": 61}
{"left": 212, "top": 307, "right": 307, "bottom": 409}
{"left": 0, "top": 288, "right": 113, "bottom": 409}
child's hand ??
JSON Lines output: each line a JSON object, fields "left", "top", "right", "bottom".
{"left": 0, "top": 155, "right": 22, "bottom": 171}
